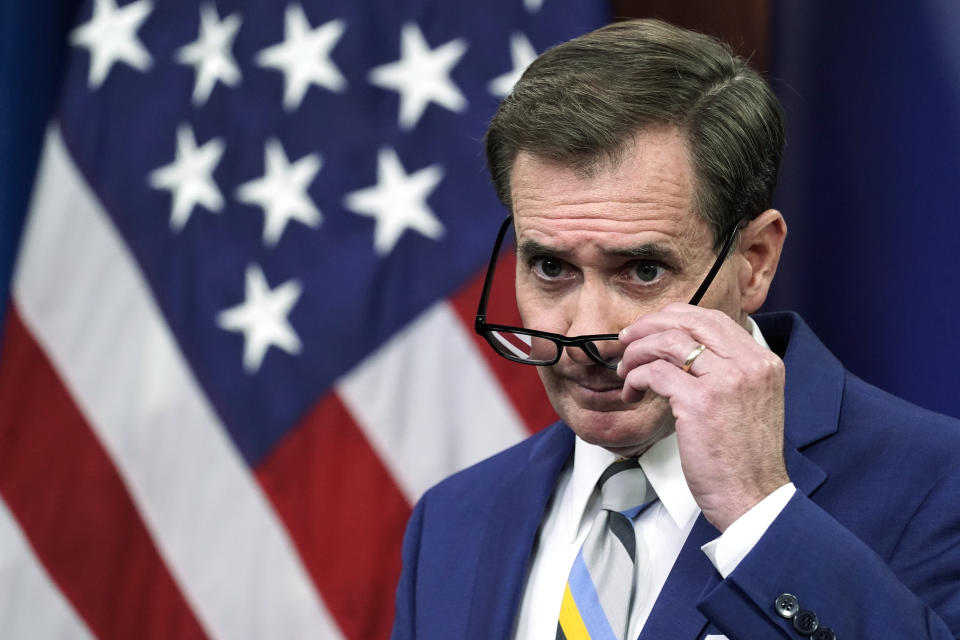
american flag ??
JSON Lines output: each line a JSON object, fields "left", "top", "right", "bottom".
{"left": 0, "top": 0, "right": 608, "bottom": 638}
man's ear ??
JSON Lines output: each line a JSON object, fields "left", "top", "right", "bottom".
{"left": 737, "top": 209, "right": 787, "bottom": 313}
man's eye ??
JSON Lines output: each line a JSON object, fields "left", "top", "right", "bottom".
{"left": 632, "top": 261, "right": 665, "bottom": 283}
{"left": 532, "top": 257, "right": 566, "bottom": 279}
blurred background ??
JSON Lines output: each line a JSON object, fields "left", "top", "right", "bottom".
{"left": 1, "top": 0, "right": 958, "bottom": 638}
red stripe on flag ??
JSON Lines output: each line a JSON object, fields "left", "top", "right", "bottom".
{"left": 0, "top": 306, "right": 207, "bottom": 640}
{"left": 256, "top": 392, "right": 411, "bottom": 640}
{"left": 450, "top": 254, "right": 558, "bottom": 433}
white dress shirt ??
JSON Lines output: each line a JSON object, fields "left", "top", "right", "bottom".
{"left": 510, "top": 318, "right": 796, "bottom": 639}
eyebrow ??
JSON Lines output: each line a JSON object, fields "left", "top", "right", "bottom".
{"left": 516, "top": 239, "right": 680, "bottom": 263}
{"left": 601, "top": 244, "right": 679, "bottom": 261}
{"left": 516, "top": 239, "right": 562, "bottom": 259}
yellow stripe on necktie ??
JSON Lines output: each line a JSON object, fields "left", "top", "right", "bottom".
{"left": 558, "top": 583, "right": 592, "bottom": 640}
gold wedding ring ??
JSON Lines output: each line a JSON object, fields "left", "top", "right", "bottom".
{"left": 682, "top": 344, "right": 707, "bottom": 373}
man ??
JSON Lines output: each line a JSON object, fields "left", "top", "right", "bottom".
{"left": 392, "top": 19, "right": 960, "bottom": 640}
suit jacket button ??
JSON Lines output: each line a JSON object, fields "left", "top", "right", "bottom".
{"left": 792, "top": 610, "right": 820, "bottom": 635}
{"left": 811, "top": 627, "right": 836, "bottom": 640}
{"left": 775, "top": 593, "right": 800, "bottom": 619}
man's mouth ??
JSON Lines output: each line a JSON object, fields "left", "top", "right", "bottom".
{"left": 577, "top": 380, "right": 624, "bottom": 393}
{"left": 553, "top": 368, "right": 653, "bottom": 407}
{"left": 563, "top": 374, "right": 628, "bottom": 400}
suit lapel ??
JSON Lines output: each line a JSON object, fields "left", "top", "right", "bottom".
{"left": 466, "top": 424, "right": 574, "bottom": 640}
{"left": 756, "top": 311, "right": 844, "bottom": 450}
{"left": 756, "top": 312, "right": 841, "bottom": 498}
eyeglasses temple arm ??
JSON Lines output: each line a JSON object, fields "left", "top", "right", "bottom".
{"left": 688, "top": 221, "right": 742, "bottom": 306}
{"left": 475, "top": 215, "right": 514, "bottom": 330}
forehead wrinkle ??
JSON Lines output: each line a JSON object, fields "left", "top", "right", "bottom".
{"left": 516, "top": 201, "right": 689, "bottom": 223}
{"left": 511, "top": 148, "right": 695, "bottom": 217}
{"left": 512, "top": 206, "right": 688, "bottom": 238}
{"left": 512, "top": 170, "right": 689, "bottom": 207}
{"left": 510, "top": 172, "right": 693, "bottom": 229}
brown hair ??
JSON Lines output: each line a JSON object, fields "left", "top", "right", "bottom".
{"left": 484, "top": 19, "right": 784, "bottom": 250}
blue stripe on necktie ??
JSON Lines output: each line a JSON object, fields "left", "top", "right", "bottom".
{"left": 619, "top": 505, "right": 642, "bottom": 519}
{"left": 567, "top": 550, "right": 619, "bottom": 640}
{"left": 619, "top": 494, "right": 658, "bottom": 520}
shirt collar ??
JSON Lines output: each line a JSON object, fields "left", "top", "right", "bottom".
{"left": 748, "top": 314, "right": 770, "bottom": 350}
{"left": 566, "top": 433, "right": 699, "bottom": 541}
{"left": 564, "top": 315, "right": 769, "bottom": 542}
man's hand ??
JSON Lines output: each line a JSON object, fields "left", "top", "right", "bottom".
{"left": 617, "top": 303, "right": 789, "bottom": 532}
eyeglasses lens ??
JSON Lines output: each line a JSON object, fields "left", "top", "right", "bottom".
{"left": 486, "top": 329, "right": 560, "bottom": 364}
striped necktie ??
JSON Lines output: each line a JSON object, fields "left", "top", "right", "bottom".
{"left": 557, "top": 458, "right": 653, "bottom": 640}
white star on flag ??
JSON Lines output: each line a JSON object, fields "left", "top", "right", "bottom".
{"left": 488, "top": 33, "right": 538, "bottom": 98}
{"left": 525, "top": 0, "right": 544, "bottom": 12}
{"left": 176, "top": 3, "right": 242, "bottom": 106}
{"left": 148, "top": 124, "right": 226, "bottom": 231}
{"left": 368, "top": 22, "right": 468, "bottom": 131}
{"left": 70, "top": 0, "right": 154, "bottom": 88}
{"left": 217, "top": 264, "right": 303, "bottom": 373}
{"left": 235, "top": 139, "right": 322, "bottom": 247}
{"left": 256, "top": 4, "right": 347, "bottom": 111}
{"left": 343, "top": 147, "right": 445, "bottom": 256}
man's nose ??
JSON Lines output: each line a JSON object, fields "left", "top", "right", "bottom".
{"left": 566, "top": 338, "right": 622, "bottom": 368}
{"left": 562, "top": 286, "right": 626, "bottom": 366}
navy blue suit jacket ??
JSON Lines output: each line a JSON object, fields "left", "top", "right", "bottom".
{"left": 392, "top": 312, "right": 960, "bottom": 639}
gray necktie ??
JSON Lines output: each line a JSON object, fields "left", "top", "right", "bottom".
{"left": 557, "top": 458, "right": 655, "bottom": 640}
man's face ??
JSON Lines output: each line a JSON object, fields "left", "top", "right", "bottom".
{"left": 510, "top": 126, "right": 748, "bottom": 456}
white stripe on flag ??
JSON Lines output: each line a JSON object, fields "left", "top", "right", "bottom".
{"left": 13, "top": 126, "right": 343, "bottom": 640}
{"left": 0, "top": 497, "right": 95, "bottom": 640}
{"left": 337, "top": 300, "right": 528, "bottom": 503}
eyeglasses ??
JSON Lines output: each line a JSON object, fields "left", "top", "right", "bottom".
{"left": 473, "top": 215, "right": 742, "bottom": 370}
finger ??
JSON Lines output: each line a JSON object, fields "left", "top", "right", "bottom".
{"left": 680, "top": 342, "right": 709, "bottom": 375}
{"left": 620, "top": 304, "right": 761, "bottom": 359}
{"left": 622, "top": 304, "right": 741, "bottom": 350}
{"left": 621, "top": 358, "right": 698, "bottom": 404}
{"left": 650, "top": 304, "right": 785, "bottom": 378}
{"left": 617, "top": 329, "right": 718, "bottom": 376}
